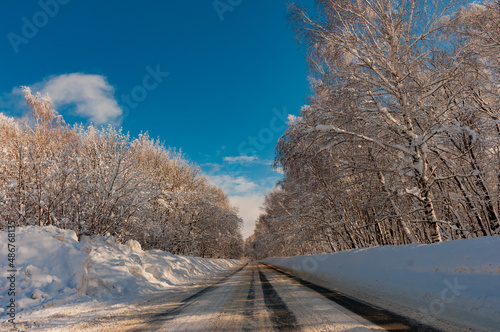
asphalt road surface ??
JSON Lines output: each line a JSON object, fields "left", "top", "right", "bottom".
{"left": 128, "top": 263, "right": 439, "bottom": 332}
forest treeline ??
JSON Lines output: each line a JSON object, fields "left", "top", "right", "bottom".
{"left": 246, "top": 0, "right": 500, "bottom": 259}
{"left": 0, "top": 88, "right": 243, "bottom": 259}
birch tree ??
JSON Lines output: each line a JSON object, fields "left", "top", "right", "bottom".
{"left": 287, "top": 0, "right": 475, "bottom": 242}
{"left": 247, "top": 0, "right": 500, "bottom": 258}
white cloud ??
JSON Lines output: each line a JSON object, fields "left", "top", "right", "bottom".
{"left": 223, "top": 155, "right": 273, "bottom": 166}
{"left": 32, "top": 73, "right": 122, "bottom": 125}
{"left": 223, "top": 155, "right": 258, "bottom": 164}
{"left": 208, "top": 175, "right": 258, "bottom": 195}
{"left": 229, "top": 194, "right": 265, "bottom": 239}
{"left": 202, "top": 163, "right": 223, "bottom": 173}
{"left": 207, "top": 173, "right": 278, "bottom": 239}
{"left": 206, "top": 154, "right": 283, "bottom": 240}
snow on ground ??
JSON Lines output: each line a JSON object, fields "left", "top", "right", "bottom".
{"left": 0, "top": 226, "right": 241, "bottom": 330}
{"left": 264, "top": 236, "right": 500, "bottom": 331}
{"left": 2, "top": 226, "right": 499, "bottom": 331}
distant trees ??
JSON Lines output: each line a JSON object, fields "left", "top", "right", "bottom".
{"left": 247, "top": 0, "right": 500, "bottom": 259}
{"left": 0, "top": 88, "right": 243, "bottom": 259}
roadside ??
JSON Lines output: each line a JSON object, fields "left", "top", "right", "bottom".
{"left": 263, "top": 236, "right": 500, "bottom": 332}
{"left": 0, "top": 226, "right": 242, "bottom": 331}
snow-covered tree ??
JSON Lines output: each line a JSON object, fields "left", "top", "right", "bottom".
{"left": 0, "top": 88, "right": 243, "bottom": 259}
{"left": 247, "top": 0, "right": 500, "bottom": 258}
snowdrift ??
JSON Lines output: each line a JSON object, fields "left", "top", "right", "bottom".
{"left": 264, "top": 236, "right": 500, "bottom": 331}
{"left": 0, "top": 226, "right": 240, "bottom": 325}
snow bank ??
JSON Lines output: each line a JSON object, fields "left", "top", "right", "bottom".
{"left": 0, "top": 226, "right": 240, "bottom": 325}
{"left": 264, "top": 236, "right": 500, "bottom": 331}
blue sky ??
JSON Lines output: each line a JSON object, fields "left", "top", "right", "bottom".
{"left": 1, "top": 0, "right": 313, "bottom": 238}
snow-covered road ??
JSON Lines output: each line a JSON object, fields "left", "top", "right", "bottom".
{"left": 113, "top": 263, "right": 436, "bottom": 331}
{"left": 4, "top": 227, "right": 497, "bottom": 331}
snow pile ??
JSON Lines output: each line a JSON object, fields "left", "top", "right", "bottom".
{"left": 264, "top": 236, "right": 500, "bottom": 331}
{"left": 0, "top": 226, "right": 240, "bottom": 324}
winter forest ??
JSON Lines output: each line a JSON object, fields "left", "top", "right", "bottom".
{"left": 0, "top": 88, "right": 243, "bottom": 259}
{"left": 2, "top": 0, "right": 500, "bottom": 262}
{"left": 246, "top": 0, "right": 500, "bottom": 259}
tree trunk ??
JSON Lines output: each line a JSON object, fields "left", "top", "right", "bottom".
{"left": 377, "top": 170, "right": 417, "bottom": 243}
{"left": 422, "top": 189, "right": 442, "bottom": 243}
